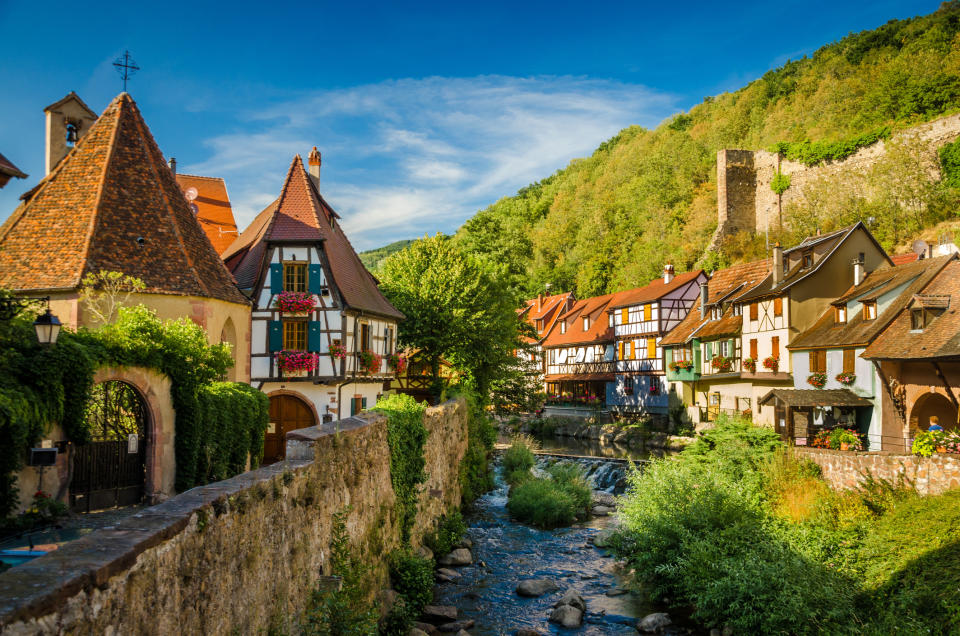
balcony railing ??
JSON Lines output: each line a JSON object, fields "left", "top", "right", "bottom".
{"left": 547, "top": 360, "right": 616, "bottom": 375}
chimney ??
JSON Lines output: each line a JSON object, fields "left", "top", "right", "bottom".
{"left": 169, "top": 157, "right": 177, "bottom": 175}
{"left": 537, "top": 293, "right": 543, "bottom": 311}
{"left": 663, "top": 263, "right": 674, "bottom": 285}
{"left": 699, "top": 282, "right": 709, "bottom": 318}
{"left": 308, "top": 146, "right": 322, "bottom": 189}
{"left": 853, "top": 253, "right": 865, "bottom": 286}
{"left": 772, "top": 242, "right": 783, "bottom": 286}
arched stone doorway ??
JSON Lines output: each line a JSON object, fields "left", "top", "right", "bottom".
{"left": 264, "top": 393, "right": 316, "bottom": 464}
{"left": 70, "top": 380, "right": 148, "bottom": 512}
{"left": 220, "top": 317, "right": 237, "bottom": 382}
{"left": 911, "top": 391, "right": 959, "bottom": 431}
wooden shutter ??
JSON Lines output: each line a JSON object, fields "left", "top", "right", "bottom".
{"left": 269, "top": 321, "right": 283, "bottom": 351}
{"left": 809, "top": 351, "right": 818, "bottom": 373}
{"left": 843, "top": 349, "right": 855, "bottom": 374}
{"left": 644, "top": 304, "right": 651, "bottom": 321}
{"left": 621, "top": 308, "right": 629, "bottom": 324}
{"left": 618, "top": 341, "right": 624, "bottom": 360}
{"left": 308, "top": 264, "right": 324, "bottom": 294}
{"left": 750, "top": 303, "right": 758, "bottom": 320}
{"left": 629, "top": 341, "right": 636, "bottom": 359}
{"left": 817, "top": 350, "right": 827, "bottom": 373}
{"left": 307, "top": 321, "right": 323, "bottom": 352}
{"left": 750, "top": 338, "right": 758, "bottom": 360}
{"left": 647, "top": 338, "right": 656, "bottom": 359}
{"left": 270, "top": 263, "right": 284, "bottom": 293}
{"left": 772, "top": 336, "right": 780, "bottom": 360}
{"left": 774, "top": 297, "right": 783, "bottom": 317}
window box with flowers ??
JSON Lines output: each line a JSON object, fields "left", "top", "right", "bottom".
{"left": 742, "top": 357, "right": 756, "bottom": 373}
{"left": 669, "top": 359, "right": 693, "bottom": 372}
{"left": 807, "top": 372, "right": 827, "bottom": 389}
{"left": 387, "top": 353, "right": 407, "bottom": 375}
{"left": 328, "top": 343, "right": 347, "bottom": 360}
{"left": 357, "top": 350, "right": 383, "bottom": 375}
{"left": 835, "top": 371, "right": 856, "bottom": 386}
{"left": 273, "top": 291, "right": 316, "bottom": 317}
{"left": 711, "top": 356, "right": 734, "bottom": 373}
{"left": 275, "top": 350, "right": 319, "bottom": 377}
{"left": 762, "top": 356, "right": 780, "bottom": 373}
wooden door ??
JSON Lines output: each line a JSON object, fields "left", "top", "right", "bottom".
{"left": 263, "top": 395, "right": 316, "bottom": 464}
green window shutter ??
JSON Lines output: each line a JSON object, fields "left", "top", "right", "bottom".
{"left": 270, "top": 263, "right": 284, "bottom": 293}
{"left": 361, "top": 397, "right": 367, "bottom": 410}
{"left": 307, "top": 321, "right": 323, "bottom": 352}
{"left": 350, "top": 399, "right": 355, "bottom": 416}
{"left": 705, "top": 342, "right": 712, "bottom": 359}
{"left": 308, "top": 265, "right": 324, "bottom": 295}
{"left": 728, "top": 339, "right": 736, "bottom": 357}
{"left": 269, "top": 321, "right": 283, "bottom": 352}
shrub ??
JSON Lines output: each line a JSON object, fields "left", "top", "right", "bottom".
{"left": 388, "top": 549, "right": 434, "bottom": 614}
{"left": 546, "top": 463, "right": 592, "bottom": 513}
{"left": 374, "top": 393, "right": 428, "bottom": 543}
{"left": 502, "top": 436, "right": 536, "bottom": 474}
{"left": 507, "top": 477, "right": 578, "bottom": 529}
{"left": 425, "top": 509, "right": 466, "bottom": 556}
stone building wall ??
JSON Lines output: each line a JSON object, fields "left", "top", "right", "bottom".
{"left": 711, "top": 112, "right": 960, "bottom": 247}
{"left": 0, "top": 399, "right": 468, "bottom": 635}
{"left": 795, "top": 446, "right": 960, "bottom": 495}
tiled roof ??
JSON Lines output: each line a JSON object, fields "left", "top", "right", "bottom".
{"left": 542, "top": 292, "right": 620, "bottom": 348}
{"left": 520, "top": 291, "right": 575, "bottom": 342}
{"left": 608, "top": 270, "right": 704, "bottom": 310}
{"left": 734, "top": 222, "right": 890, "bottom": 303}
{"left": 661, "top": 259, "right": 770, "bottom": 346}
{"left": 863, "top": 260, "right": 960, "bottom": 360}
{"left": 224, "top": 154, "right": 403, "bottom": 320}
{"left": 891, "top": 253, "right": 920, "bottom": 265}
{"left": 758, "top": 388, "right": 873, "bottom": 408}
{"left": 789, "top": 255, "right": 954, "bottom": 351}
{"left": 175, "top": 174, "right": 238, "bottom": 255}
{"left": 0, "top": 93, "right": 248, "bottom": 305}
{"left": 0, "top": 152, "right": 27, "bottom": 180}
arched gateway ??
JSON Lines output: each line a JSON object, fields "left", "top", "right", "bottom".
{"left": 70, "top": 380, "right": 149, "bottom": 512}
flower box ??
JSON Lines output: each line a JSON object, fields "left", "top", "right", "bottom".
{"left": 807, "top": 372, "right": 827, "bottom": 389}
{"left": 273, "top": 291, "right": 316, "bottom": 314}
{"left": 742, "top": 357, "right": 756, "bottom": 373}
{"left": 357, "top": 350, "right": 383, "bottom": 375}
{"left": 762, "top": 356, "right": 780, "bottom": 373}
{"left": 275, "top": 350, "right": 319, "bottom": 375}
{"left": 835, "top": 371, "right": 856, "bottom": 386}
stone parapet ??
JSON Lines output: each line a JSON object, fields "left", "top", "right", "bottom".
{"left": 795, "top": 446, "right": 960, "bottom": 495}
{"left": 0, "top": 399, "right": 468, "bottom": 635}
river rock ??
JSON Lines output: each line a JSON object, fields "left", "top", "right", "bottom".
{"left": 592, "top": 527, "right": 617, "bottom": 548}
{"left": 592, "top": 492, "right": 617, "bottom": 507}
{"left": 515, "top": 578, "right": 560, "bottom": 597}
{"left": 438, "top": 619, "right": 475, "bottom": 632}
{"left": 515, "top": 630, "right": 546, "bottom": 636}
{"left": 592, "top": 505, "right": 613, "bottom": 516}
{"left": 413, "top": 623, "right": 439, "bottom": 635}
{"left": 436, "top": 567, "right": 462, "bottom": 582}
{"left": 637, "top": 612, "right": 672, "bottom": 633}
{"left": 605, "top": 586, "right": 628, "bottom": 597}
{"left": 456, "top": 631, "right": 471, "bottom": 636}
{"left": 722, "top": 627, "right": 733, "bottom": 636}
{"left": 710, "top": 630, "right": 721, "bottom": 636}
{"left": 456, "top": 537, "right": 473, "bottom": 549}
{"left": 548, "top": 604, "right": 583, "bottom": 628}
{"left": 417, "top": 545, "right": 434, "bottom": 561}
{"left": 378, "top": 589, "right": 398, "bottom": 619}
{"left": 437, "top": 548, "right": 472, "bottom": 566}
{"left": 554, "top": 589, "right": 585, "bottom": 612}
{"left": 422, "top": 605, "right": 458, "bottom": 624}
{"left": 409, "top": 629, "right": 430, "bottom": 636}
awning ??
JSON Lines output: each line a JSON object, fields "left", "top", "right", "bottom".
{"left": 758, "top": 388, "right": 872, "bottom": 408}
{"left": 544, "top": 374, "right": 615, "bottom": 382}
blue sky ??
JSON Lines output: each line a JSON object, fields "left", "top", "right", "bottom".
{"left": 0, "top": 0, "right": 939, "bottom": 250}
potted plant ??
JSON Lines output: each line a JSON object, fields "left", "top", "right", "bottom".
{"left": 328, "top": 343, "right": 347, "bottom": 360}
{"left": 762, "top": 356, "right": 780, "bottom": 373}
{"left": 835, "top": 371, "right": 856, "bottom": 385}
{"left": 711, "top": 356, "right": 733, "bottom": 373}
{"left": 807, "top": 372, "right": 827, "bottom": 389}
{"left": 669, "top": 359, "right": 693, "bottom": 372}
{"left": 742, "top": 357, "right": 756, "bottom": 373}
{"left": 828, "top": 427, "right": 863, "bottom": 451}
{"left": 387, "top": 352, "right": 407, "bottom": 375}
{"left": 357, "top": 350, "right": 383, "bottom": 375}
{"left": 275, "top": 350, "right": 319, "bottom": 377}
{"left": 273, "top": 291, "right": 315, "bottom": 316}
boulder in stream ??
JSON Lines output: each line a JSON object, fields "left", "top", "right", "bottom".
{"left": 548, "top": 604, "right": 583, "bottom": 628}
{"left": 592, "top": 527, "right": 618, "bottom": 548}
{"left": 437, "top": 548, "right": 472, "bottom": 566}
{"left": 438, "top": 619, "right": 475, "bottom": 632}
{"left": 436, "top": 567, "right": 462, "bottom": 582}
{"left": 515, "top": 578, "right": 560, "bottom": 597}
{"left": 554, "top": 589, "right": 585, "bottom": 612}
{"left": 637, "top": 612, "right": 672, "bottom": 633}
{"left": 422, "top": 605, "right": 458, "bottom": 625}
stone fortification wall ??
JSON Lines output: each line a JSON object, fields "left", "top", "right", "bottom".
{"left": 0, "top": 399, "right": 468, "bottom": 635}
{"left": 712, "top": 112, "right": 960, "bottom": 247}
{"left": 795, "top": 446, "right": 960, "bottom": 495}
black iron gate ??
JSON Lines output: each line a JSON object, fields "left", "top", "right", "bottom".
{"left": 70, "top": 381, "right": 148, "bottom": 513}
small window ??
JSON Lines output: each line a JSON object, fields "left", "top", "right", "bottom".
{"left": 384, "top": 327, "right": 394, "bottom": 354}
{"left": 771, "top": 336, "right": 780, "bottom": 360}
{"left": 623, "top": 376, "right": 634, "bottom": 395}
{"left": 582, "top": 316, "right": 590, "bottom": 330}
{"left": 835, "top": 306, "right": 847, "bottom": 324}
{"left": 621, "top": 308, "right": 629, "bottom": 324}
{"left": 863, "top": 302, "right": 877, "bottom": 321}
{"left": 560, "top": 321, "right": 567, "bottom": 334}
{"left": 608, "top": 312, "right": 614, "bottom": 327}
{"left": 283, "top": 321, "right": 307, "bottom": 351}
{"left": 647, "top": 338, "right": 656, "bottom": 359}
{"left": 734, "top": 304, "right": 742, "bottom": 316}
{"left": 749, "top": 338, "right": 758, "bottom": 360}
{"left": 911, "top": 309, "right": 925, "bottom": 331}
{"left": 283, "top": 262, "right": 307, "bottom": 292}
{"left": 802, "top": 252, "right": 813, "bottom": 269}
{"left": 360, "top": 323, "right": 371, "bottom": 351}
{"left": 535, "top": 319, "right": 543, "bottom": 332}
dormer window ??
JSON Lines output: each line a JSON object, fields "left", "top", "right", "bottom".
{"left": 911, "top": 309, "right": 925, "bottom": 331}
{"left": 583, "top": 316, "right": 590, "bottom": 330}
{"left": 560, "top": 321, "right": 567, "bottom": 334}
{"left": 608, "top": 313, "right": 614, "bottom": 327}
{"left": 863, "top": 301, "right": 877, "bottom": 321}
{"left": 711, "top": 306, "right": 722, "bottom": 320}
{"left": 910, "top": 296, "right": 949, "bottom": 332}
{"left": 802, "top": 251, "right": 813, "bottom": 269}
{"left": 835, "top": 306, "right": 847, "bottom": 324}
{"left": 733, "top": 304, "right": 742, "bottom": 316}
{"left": 535, "top": 319, "right": 543, "bottom": 332}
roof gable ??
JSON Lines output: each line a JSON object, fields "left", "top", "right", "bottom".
{"left": 0, "top": 93, "right": 247, "bottom": 305}
{"left": 175, "top": 174, "right": 238, "bottom": 255}
{"left": 608, "top": 270, "right": 704, "bottom": 310}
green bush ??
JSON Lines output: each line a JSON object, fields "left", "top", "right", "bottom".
{"left": 425, "top": 509, "right": 466, "bottom": 556}
{"left": 458, "top": 393, "right": 496, "bottom": 506}
{"left": 388, "top": 549, "right": 434, "bottom": 613}
{"left": 506, "top": 463, "right": 591, "bottom": 529}
{"left": 502, "top": 438, "right": 535, "bottom": 474}
{"left": 546, "top": 463, "right": 592, "bottom": 513}
{"left": 940, "top": 139, "right": 960, "bottom": 189}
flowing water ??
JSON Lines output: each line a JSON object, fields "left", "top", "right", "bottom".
{"left": 434, "top": 436, "right": 698, "bottom": 634}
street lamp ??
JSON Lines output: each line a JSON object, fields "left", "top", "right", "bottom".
{"left": 33, "top": 308, "right": 62, "bottom": 346}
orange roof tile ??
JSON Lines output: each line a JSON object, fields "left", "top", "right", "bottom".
{"left": 607, "top": 269, "right": 704, "bottom": 310}
{"left": 175, "top": 174, "right": 238, "bottom": 255}
{"left": 0, "top": 93, "right": 247, "bottom": 305}
{"left": 520, "top": 291, "right": 575, "bottom": 341}
{"left": 542, "top": 292, "right": 618, "bottom": 348}
{"left": 891, "top": 252, "right": 920, "bottom": 265}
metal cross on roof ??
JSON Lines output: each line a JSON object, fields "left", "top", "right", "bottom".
{"left": 113, "top": 50, "right": 140, "bottom": 92}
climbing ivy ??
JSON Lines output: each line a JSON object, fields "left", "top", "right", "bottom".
{"left": 770, "top": 170, "right": 791, "bottom": 195}
{"left": 373, "top": 393, "right": 428, "bottom": 544}
{"left": 770, "top": 126, "right": 891, "bottom": 166}
{"left": 0, "top": 302, "right": 268, "bottom": 517}
{"left": 939, "top": 139, "right": 960, "bottom": 189}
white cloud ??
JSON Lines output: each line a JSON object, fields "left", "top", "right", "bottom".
{"left": 184, "top": 75, "right": 677, "bottom": 250}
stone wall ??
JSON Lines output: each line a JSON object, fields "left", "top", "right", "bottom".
{"left": 795, "top": 446, "right": 960, "bottom": 495}
{"left": 0, "top": 399, "right": 468, "bottom": 635}
{"left": 711, "top": 112, "right": 960, "bottom": 247}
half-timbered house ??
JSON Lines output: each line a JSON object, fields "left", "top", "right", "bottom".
{"left": 223, "top": 148, "right": 404, "bottom": 462}
{"left": 518, "top": 291, "right": 575, "bottom": 374}
{"left": 606, "top": 266, "right": 706, "bottom": 415}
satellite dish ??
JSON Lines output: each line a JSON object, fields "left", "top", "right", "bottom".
{"left": 913, "top": 240, "right": 930, "bottom": 258}
{"left": 184, "top": 187, "right": 199, "bottom": 201}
